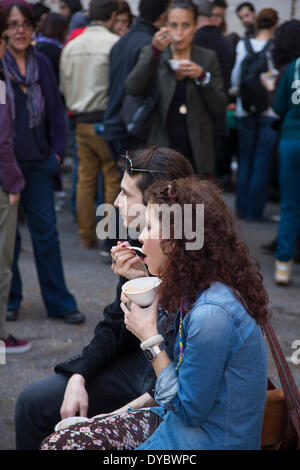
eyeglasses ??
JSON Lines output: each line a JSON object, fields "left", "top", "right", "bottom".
{"left": 125, "top": 151, "right": 161, "bottom": 177}
{"left": 7, "top": 20, "right": 33, "bottom": 32}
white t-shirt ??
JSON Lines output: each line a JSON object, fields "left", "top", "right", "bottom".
{"left": 231, "top": 38, "right": 278, "bottom": 118}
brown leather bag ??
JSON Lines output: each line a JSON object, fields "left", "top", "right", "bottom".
{"left": 261, "top": 319, "right": 300, "bottom": 450}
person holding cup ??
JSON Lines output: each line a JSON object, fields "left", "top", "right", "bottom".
{"left": 40, "top": 176, "right": 268, "bottom": 450}
{"left": 15, "top": 146, "right": 194, "bottom": 450}
{"left": 126, "top": 0, "right": 226, "bottom": 176}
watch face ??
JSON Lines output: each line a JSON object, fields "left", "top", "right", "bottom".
{"left": 144, "top": 349, "right": 154, "bottom": 361}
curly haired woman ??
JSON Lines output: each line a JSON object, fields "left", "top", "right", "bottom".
{"left": 41, "top": 177, "right": 268, "bottom": 450}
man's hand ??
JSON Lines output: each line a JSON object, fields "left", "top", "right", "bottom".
{"left": 152, "top": 27, "right": 171, "bottom": 52}
{"left": 9, "top": 193, "right": 20, "bottom": 205}
{"left": 55, "top": 154, "right": 62, "bottom": 164}
{"left": 60, "top": 374, "right": 89, "bottom": 419}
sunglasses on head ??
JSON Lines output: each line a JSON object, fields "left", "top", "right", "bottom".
{"left": 125, "top": 151, "right": 161, "bottom": 177}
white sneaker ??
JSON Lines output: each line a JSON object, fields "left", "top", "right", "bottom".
{"left": 275, "top": 259, "right": 293, "bottom": 286}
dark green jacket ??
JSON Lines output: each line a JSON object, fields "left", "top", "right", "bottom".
{"left": 126, "top": 44, "right": 227, "bottom": 175}
{"left": 273, "top": 58, "right": 300, "bottom": 140}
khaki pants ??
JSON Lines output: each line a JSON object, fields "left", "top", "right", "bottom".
{"left": 0, "top": 187, "right": 18, "bottom": 339}
{"left": 76, "top": 123, "right": 120, "bottom": 245}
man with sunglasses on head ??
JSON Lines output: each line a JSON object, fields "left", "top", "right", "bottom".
{"left": 0, "top": 6, "right": 31, "bottom": 354}
{"left": 15, "top": 146, "right": 194, "bottom": 449}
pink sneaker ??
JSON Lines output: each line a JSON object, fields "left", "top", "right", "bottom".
{"left": 3, "top": 335, "right": 31, "bottom": 354}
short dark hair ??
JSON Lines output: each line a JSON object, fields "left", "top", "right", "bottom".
{"left": 39, "top": 12, "right": 68, "bottom": 43}
{"left": 120, "top": 146, "right": 194, "bottom": 203}
{"left": 167, "top": 1, "right": 198, "bottom": 22}
{"left": 60, "top": 0, "right": 82, "bottom": 15}
{"left": 272, "top": 20, "right": 300, "bottom": 70}
{"left": 236, "top": 2, "right": 255, "bottom": 15}
{"left": 32, "top": 2, "right": 50, "bottom": 24}
{"left": 139, "top": 0, "right": 169, "bottom": 23}
{"left": 89, "top": 0, "right": 119, "bottom": 22}
{"left": 0, "top": 5, "right": 7, "bottom": 36}
{"left": 5, "top": 2, "right": 34, "bottom": 27}
{"left": 211, "top": 0, "right": 228, "bottom": 9}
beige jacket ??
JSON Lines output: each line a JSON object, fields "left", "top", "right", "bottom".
{"left": 60, "top": 25, "right": 119, "bottom": 115}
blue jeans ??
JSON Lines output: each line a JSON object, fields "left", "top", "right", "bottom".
{"left": 275, "top": 139, "right": 300, "bottom": 261}
{"left": 8, "top": 154, "right": 77, "bottom": 317}
{"left": 236, "top": 116, "right": 278, "bottom": 219}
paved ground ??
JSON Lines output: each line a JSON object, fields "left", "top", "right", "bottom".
{"left": 0, "top": 176, "right": 299, "bottom": 450}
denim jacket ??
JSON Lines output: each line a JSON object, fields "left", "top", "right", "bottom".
{"left": 137, "top": 282, "right": 268, "bottom": 450}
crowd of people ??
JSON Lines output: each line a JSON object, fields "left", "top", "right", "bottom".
{"left": 0, "top": 0, "right": 300, "bottom": 451}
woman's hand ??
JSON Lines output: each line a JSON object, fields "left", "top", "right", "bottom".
{"left": 120, "top": 292, "right": 159, "bottom": 342}
{"left": 9, "top": 193, "right": 20, "bottom": 205}
{"left": 111, "top": 242, "right": 149, "bottom": 280}
{"left": 176, "top": 60, "right": 204, "bottom": 80}
{"left": 152, "top": 27, "right": 171, "bottom": 51}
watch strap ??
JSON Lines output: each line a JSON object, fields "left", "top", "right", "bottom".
{"left": 143, "top": 342, "right": 166, "bottom": 362}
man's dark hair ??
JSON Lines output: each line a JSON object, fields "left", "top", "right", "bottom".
{"left": 89, "top": 0, "right": 119, "bottom": 22}
{"left": 61, "top": 0, "right": 82, "bottom": 15}
{"left": 139, "top": 0, "right": 169, "bottom": 23}
{"left": 236, "top": 2, "right": 255, "bottom": 15}
{"left": 0, "top": 5, "right": 7, "bottom": 35}
{"left": 32, "top": 2, "right": 50, "bottom": 24}
{"left": 39, "top": 12, "right": 68, "bottom": 43}
{"left": 212, "top": 0, "right": 228, "bottom": 8}
{"left": 120, "top": 146, "right": 194, "bottom": 203}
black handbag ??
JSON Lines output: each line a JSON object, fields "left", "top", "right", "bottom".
{"left": 120, "top": 87, "right": 159, "bottom": 139}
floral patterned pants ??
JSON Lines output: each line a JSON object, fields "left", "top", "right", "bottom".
{"left": 40, "top": 409, "right": 162, "bottom": 450}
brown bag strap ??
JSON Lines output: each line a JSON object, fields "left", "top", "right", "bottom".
{"left": 262, "top": 318, "right": 300, "bottom": 448}
{"left": 263, "top": 318, "right": 300, "bottom": 410}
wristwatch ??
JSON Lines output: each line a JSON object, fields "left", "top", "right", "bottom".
{"left": 143, "top": 342, "right": 166, "bottom": 362}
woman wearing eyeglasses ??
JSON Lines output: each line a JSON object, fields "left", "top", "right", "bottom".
{"left": 3, "top": 2, "right": 83, "bottom": 324}
{"left": 125, "top": 0, "right": 227, "bottom": 176}
{"left": 41, "top": 176, "right": 268, "bottom": 450}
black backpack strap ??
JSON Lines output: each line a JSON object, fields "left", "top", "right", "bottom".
{"left": 244, "top": 37, "right": 254, "bottom": 55}
{"left": 262, "top": 38, "right": 274, "bottom": 53}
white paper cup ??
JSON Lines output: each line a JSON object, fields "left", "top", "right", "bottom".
{"left": 54, "top": 416, "right": 89, "bottom": 432}
{"left": 122, "top": 277, "right": 162, "bottom": 307}
{"left": 168, "top": 59, "right": 190, "bottom": 70}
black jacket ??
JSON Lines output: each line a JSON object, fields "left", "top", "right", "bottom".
{"left": 193, "top": 26, "right": 235, "bottom": 139}
{"left": 193, "top": 25, "right": 235, "bottom": 92}
{"left": 103, "top": 17, "right": 158, "bottom": 141}
{"left": 54, "top": 240, "right": 157, "bottom": 397}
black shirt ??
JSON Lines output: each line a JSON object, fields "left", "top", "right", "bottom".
{"left": 12, "top": 82, "right": 49, "bottom": 161}
{"left": 36, "top": 42, "right": 61, "bottom": 85}
{"left": 166, "top": 79, "right": 196, "bottom": 170}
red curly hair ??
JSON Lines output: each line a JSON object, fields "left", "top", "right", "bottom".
{"left": 144, "top": 176, "right": 269, "bottom": 325}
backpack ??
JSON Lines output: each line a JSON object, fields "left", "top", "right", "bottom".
{"left": 240, "top": 38, "right": 273, "bottom": 115}
{"left": 120, "top": 82, "right": 159, "bottom": 141}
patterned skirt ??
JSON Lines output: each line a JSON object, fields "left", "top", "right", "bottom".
{"left": 40, "top": 409, "right": 162, "bottom": 450}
